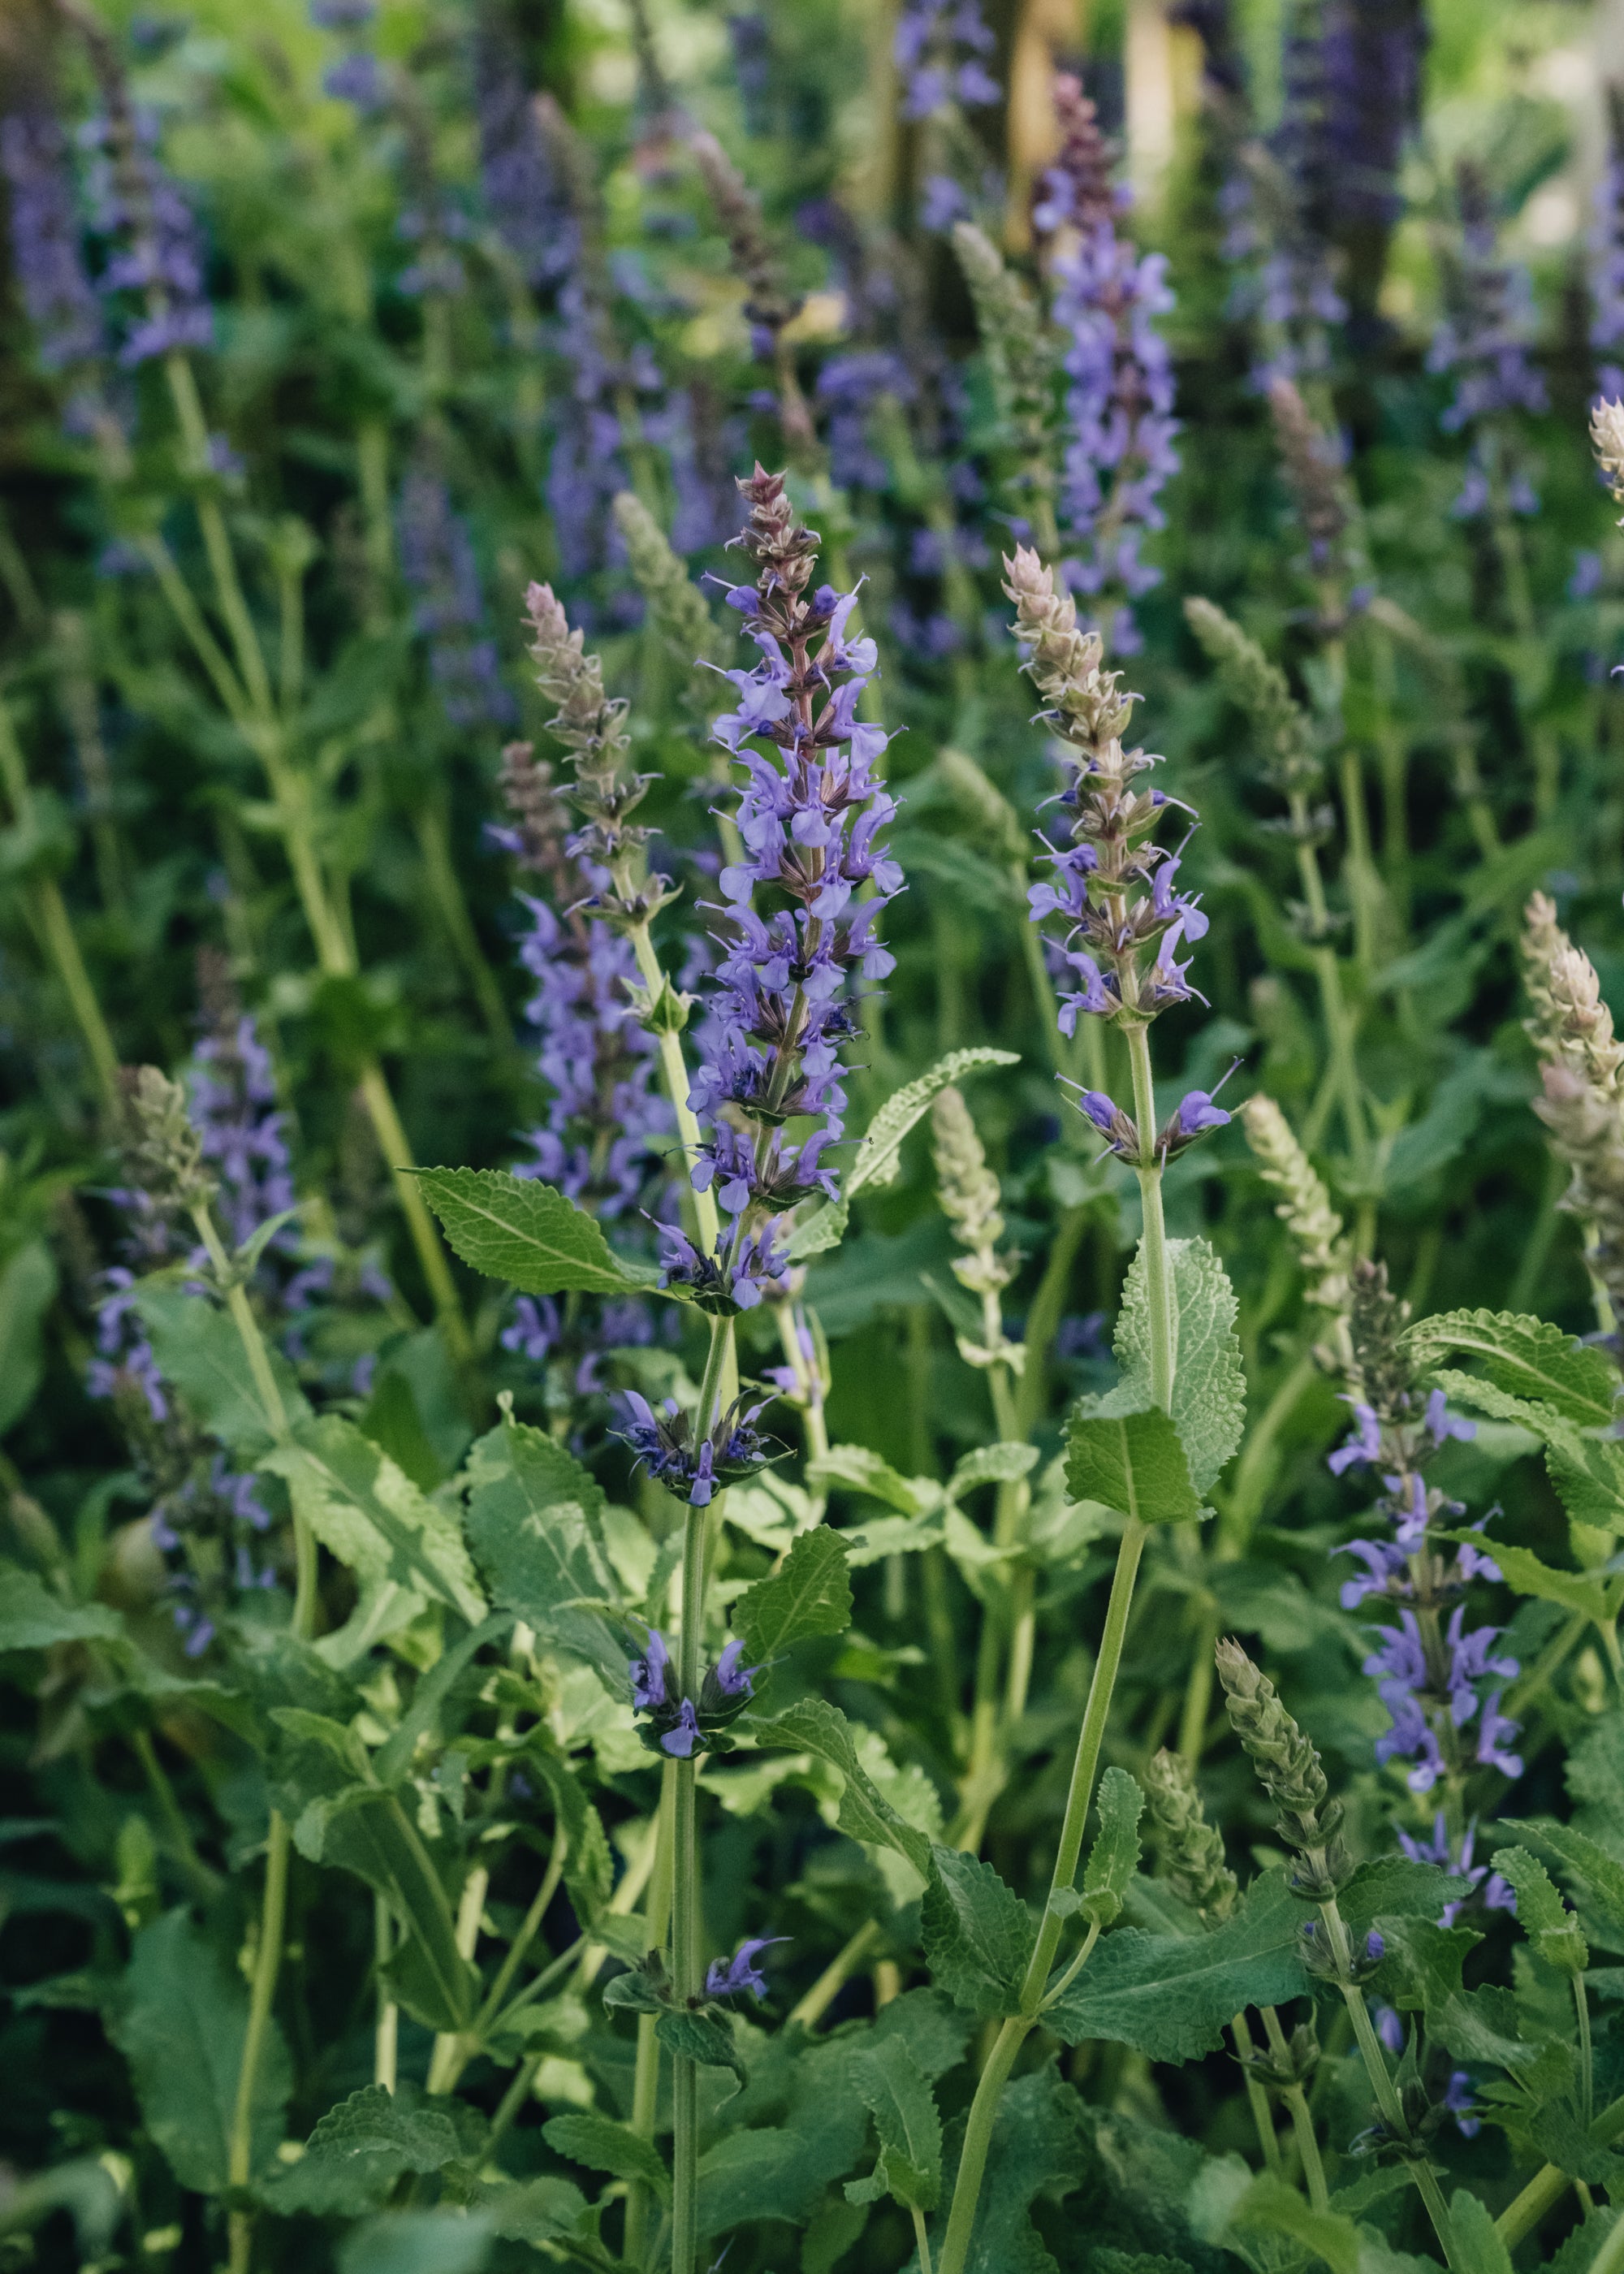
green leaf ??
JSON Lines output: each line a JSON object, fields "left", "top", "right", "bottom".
{"left": 1440, "top": 1533, "right": 1618, "bottom": 1626}
{"left": 745, "top": 1697, "right": 932, "bottom": 1876}
{"left": 1065, "top": 1393, "right": 1201, "bottom": 1526}
{"left": 1375, "top": 1918, "right": 1482, "bottom": 2016}
{"left": 846, "top": 1046, "right": 1021, "bottom": 1196}
{"left": 1081, "top": 1766, "right": 1144, "bottom": 1930}
{"left": 957, "top": 2063, "right": 1087, "bottom": 2274}
{"left": 946, "top": 1442, "right": 1040, "bottom": 1499}
{"left": 733, "top": 1528, "right": 853, "bottom": 1665}
{"left": 413, "top": 1167, "right": 663, "bottom": 1297}
{"left": 263, "top": 1415, "right": 485, "bottom": 1623}
{"left": 0, "top": 1563, "right": 123, "bottom": 1650}
{"left": 1337, "top": 1858, "right": 1471, "bottom": 1933}
{"left": 525, "top": 1748, "right": 615, "bottom": 1926}
{"left": 462, "top": 1419, "right": 628, "bottom": 1689}
{"left": 846, "top": 2035, "right": 942, "bottom": 2212}
{"left": 1523, "top": 1819, "right": 1624, "bottom": 1940}
{"left": 135, "top": 1283, "right": 311, "bottom": 1456}
{"left": 1199, "top": 2172, "right": 1361, "bottom": 2274}
{"left": 785, "top": 1195, "right": 849, "bottom": 1261}
{"left": 1403, "top": 1309, "right": 1618, "bottom": 1426}
{"left": 922, "top": 1844, "right": 1035, "bottom": 2016}
{"left": 0, "top": 1240, "right": 55, "bottom": 1436}
{"left": 655, "top": 2008, "right": 746, "bottom": 2089}
{"left": 260, "top": 2086, "right": 463, "bottom": 2215}
{"left": 472, "top": 2177, "right": 592, "bottom": 2246}
{"left": 807, "top": 1444, "right": 939, "bottom": 1517}
{"left": 1426, "top": 1372, "right": 1624, "bottom": 1537}
{"left": 697, "top": 2122, "right": 853, "bottom": 2243}
{"left": 1428, "top": 1986, "right": 1540, "bottom": 2071}
{"left": 336, "top": 2209, "right": 493, "bottom": 2274}
{"left": 542, "top": 2112, "right": 669, "bottom": 2201}
{"left": 1449, "top": 2188, "right": 1514, "bottom": 2274}
{"left": 112, "top": 1909, "right": 290, "bottom": 2194}
{"left": 1113, "top": 1236, "right": 1246, "bottom": 1495}
{"left": 1046, "top": 1870, "right": 1310, "bottom": 2061}
{"left": 1492, "top": 1848, "right": 1588, "bottom": 1976}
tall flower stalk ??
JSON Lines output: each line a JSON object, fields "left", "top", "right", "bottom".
{"left": 937, "top": 551, "right": 1225, "bottom": 2274}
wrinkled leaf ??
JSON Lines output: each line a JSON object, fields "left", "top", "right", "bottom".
{"left": 462, "top": 1419, "right": 628, "bottom": 1689}
{"left": 1081, "top": 1767, "right": 1144, "bottom": 1930}
{"left": 922, "top": 1844, "right": 1035, "bottom": 2017}
{"left": 1405, "top": 1309, "right": 1618, "bottom": 1427}
{"left": 542, "top": 2111, "right": 669, "bottom": 2201}
{"left": 414, "top": 1166, "right": 663, "bottom": 1297}
{"left": 733, "top": 1528, "right": 853, "bottom": 1665}
{"left": 745, "top": 1697, "right": 931, "bottom": 1875}
{"left": 1113, "top": 1237, "right": 1246, "bottom": 1496}
{"left": 1065, "top": 1393, "right": 1201, "bottom": 1526}
{"left": 263, "top": 1415, "right": 485, "bottom": 1623}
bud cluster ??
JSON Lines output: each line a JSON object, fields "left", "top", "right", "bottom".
{"left": 931, "top": 1086, "right": 1022, "bottom": 1372}
{"left": 1522, "top": 890, "right": 1624, "bottom": 1335}
{"left": 1237, "top": 1093, "right": 1351, "bottom": 1352}
{"left": 1214, "top": 1638, "right": 1350, "bottom": 1899}
{"left": 1142, "top": 1747, "right": 1237, "bottom": 1921}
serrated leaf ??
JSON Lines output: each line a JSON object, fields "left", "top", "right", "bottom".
{"left": 1404, "top": 1309, "right": 1618, "bottom": 1426}
{"left": 1449, "top": 2188, "right": 1515, "bottom": 2274}
{"left": 847, "top": 1047, "right": 1021, "bottom": 1195}
{"left": 1375, "top": 1918, "right": 1482, "bottom": 2015}
{"left": 462, "top": 1420, "right": 628, "bottom": 1689}
{"left": 922, "top": 1844, "right": 1035, "bottom": 2016}
{"left": 542, "top": 2112, "right": 670, "bottom": 2201}
{"left": 1427, "top": 1372, "right": 1624, "bottom": 1537}
{"left": 1523, "top": 1819, "right": 1624, "bottom": 1939}
{"left": 413, "top": 1166, "right": 663, "bottom": 1296}
{"left": 1207, "top": 2174, "right": 1361, "bottom": 2274}
{"left": 0, "top": 1563, "right": 123, "bottom": 1650}
{"left": 958, "top": 2063, "right": 1087, "bottom": 2274}
{"left": 785, "top": 1196, "right": 849, "bottom": 1261}
{"left": 113, "top": 1909, "right": 290, "bottom": 2194}
{"left": 1046, "top": 1870, "right": 1309, "bottom": 2061}
{"left": 656, "top": 2008, "right": 746, "bottom": 2089}
{"left": 1112, "top": 1237, "right": 1246, "bottom": 1495}
{"left": 1337, "top": 1858, "right": 1471, "bottom": 1932}
{"left": 745, "top": 1697, "right": 931, "bottom": 1875}
{"left": 1492, "top": 1848, "right": 1588, "bottom": 1975}
{"left": 1065, "top": 1393, "right": 1201, "bottom": 1525}
{"left": 135, "top": 1283, "right": 311, "bottom": 1456}
{"left": 848, "top": 2035, "right": 941, "bottom": 2211}
{"left": 260, "top": 2086, "right": 463, "bottom": 2216}
{"left": 947, "top": 1442, "right": 1040, "bottom": 1499}
{"left": 1081, "top": 1766, "right": 1144, "bottom": 1929}
{"left": 262, "top": 1415, "right": 486, "bottom": 1623}
{"left": 527, "top": 1749, "right": 615, "bottom": 1926}
{"left": 336, "top": 2208, "right": 493, "bottom": 2274}
{"left": 733, "top": 1527, "right": 852, "bottom": 1664}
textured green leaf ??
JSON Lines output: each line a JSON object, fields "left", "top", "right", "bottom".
{"left": 525, "top": 1748, "right": 614, "bottom": 1926}
{"left": 1449, "top": 2188, "right": 1515, "bottom": 2274}
{"left": 1114, "top": 1236, "right": 1246, "bottom": 1495}
{"left": 260, "top": 2085, "right": 463, "bottom": 2215}
{"left": 955, "top": 2063, "right": 1087, "bottom": 2274}
{"left": 462, "top": 1419, "right": 627, "bottom": 1688}
{"left": 656, "top": 2008, "right": 746, "bottom": 2087}
{"left": 1081, "top": 1767, "right": 1144, "bottom": 1929}
{"left": 113, "top": 1909, "right": 290, "bottom": 2194}
{"left": 847, "top": 1047, "right": 1021, "bottom": 1196}
{"left": 0, "top": 1563, "right": 123, "bottom": 1650}
{"left": 1046, "top": 1870, "right": 1309, "bottom": 2061}
{"left": 263, "top": 1415, "right": 485, "bottom": 1623}
{"left": 542, "top": 2112, "right": 669, "bottom": 2200}
{"left": 1492, "top": 1848, "right": 1588, "bottom": 1975}
{"left": 698, "top": 2121, "right": 853, "bottom": 2242}
{"left": 1337, "top": 1858, "right": 1471, "bottom": 1932}
{"left": 784, "top": 1195, "right": 850, "bottom": 1260}
{"left": 1427, "top": 1372, "right": 1624, "bottom": 1537}
{"left": 472, "top": 2177, "right": 591, "bottom": 2246}
{"left": 1065, "top": 1393, "right": 1201, "bottom": 1525}
{"left": 0, "top": 1239, "right": 54, "bottom": 1436}
{"left": 734, "top": 1528, "right": 852, "bottom": 1664}
{"left": 1376, "top": 1918, "right": 1481, "bottom": 2015}
{"left": 847, "top": 2034, "right": 942, "bottom": 2211}
{"left": 135, "top": 1283, "right": 311, "bottom": 1456}
{"left": 1202, "top": 2172, "right": 1361, "bottom": 2274}
{"left": 922, "top": 1844, "right": 1035, "bottom": 2016}
{"left": 1524, "top": 1819, "right": 1624, "bottom": 1939}
{"left": 1427, "top": 1986, "right": 1540, "bottom": 2070}
{"left": 413, "top": 1166, "right": 662, "bottom": 1296}
{"left": 947, "top": 1442, "right": 1041, "bottom": 1498}
{"left": 745, "top": 1697, "right": 931, "bottom": 1875}
{"left": 808, "top": 1444, "right": 938, "bottom": 1516}
{"left": 1405, "top": 1309, "right": 1618, "bottom": 1426}
{"left": 336, "top": 2209, "right": 492, "bottom": 2274}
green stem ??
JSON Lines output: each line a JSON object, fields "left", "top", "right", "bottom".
{"left": 935, "top": 1516, "right": 1149, "bottom": 2274}
{"left": 913, "top": 2205, "right": 936, "bottom": 2274}
{"left": 1321, "top": 1898, "right": 1457, "bottom": 2268}
{"left": 132, "top": 1728, "right": 216, "bottom": 1900}
{"left": 626, "top": 1769, "right": 676, "bottom": 2267}
{"left": 789, "top": 1917, "right": 883, "bottom": 2030}
{"left": 1125, "top": 1026, "right": 1173, "bottom": 1409}
{"left": 374, "top": 1899, "right": 397, "bottom": 2092}
{"left": 1260, "top": 2006, "right": 1325, "bottom": 2208}
{"left": 411, "top": 799, "right": 514, "bottom": 1049}
{"left": 1232, "top": 2011, "right": 1284, "bottom": 2179}
{"left": 627, "top": 921, "right": 719, "bottom": 1260}
{"left": 1578, "top": 1973, "right": 1595, "bottom": 2129}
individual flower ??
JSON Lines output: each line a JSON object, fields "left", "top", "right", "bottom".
{"left": 705, "top": 1935, "right": 788, "bottom": 2000}
{"left": 629, "top": 1628, "right": 671, "bottom": 1711}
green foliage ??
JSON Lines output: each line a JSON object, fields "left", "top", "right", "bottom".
{"left": 1065, "top": 1397, "right": 1202, "bottom": 1525}
{"left": 261, "top": 2086, "right": 465, "bottom": 2216}
{"left": 265, "top": 1415, "right": 486, "bottom": 1623}
{"left": 1046, "top": 1872, "right": 1310, "bottom": 2061}
{"left": 922, "top": 1846, "right": 1036, "bottom": 2016}
{"left": 1115, "top": 1238, "right": 1247, "bottom": 1497}
{"left": 460, "top": 1417, "right": 628, "bottom": 1688}
{"left": 112, "top": 1910, "right": 291, "bottom": 2194}
{"left": 732, "top": 1526, "right": 853, "bottom": 1663}
{"left": 1080, "top": 1766, "right": 1144, "bottom": 1930}
{"left": 845, "top": 2035, "right": 943, "bottom": 2212}
{"left": 414, "top": 1167, "right": 665, "bottom": 1297}
{"left": 542, "top": 2111, "right": 671, "bottom": 2199}
{"left": 1404, "top": 1309, "right": 1619, "bottom": 1425}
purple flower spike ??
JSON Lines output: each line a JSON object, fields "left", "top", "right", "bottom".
{"left": 1327, "top": 1402, "right": 1383, "bottom": 1476}
{"left": 630, "top": 1630, "right": 671, "bottom": 1711}
{"left": 660, "top": 1701, "right": 702, "bottom": 1758}
{"left": 704, "top": 1935, "right": 790, "bottom": 2000}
